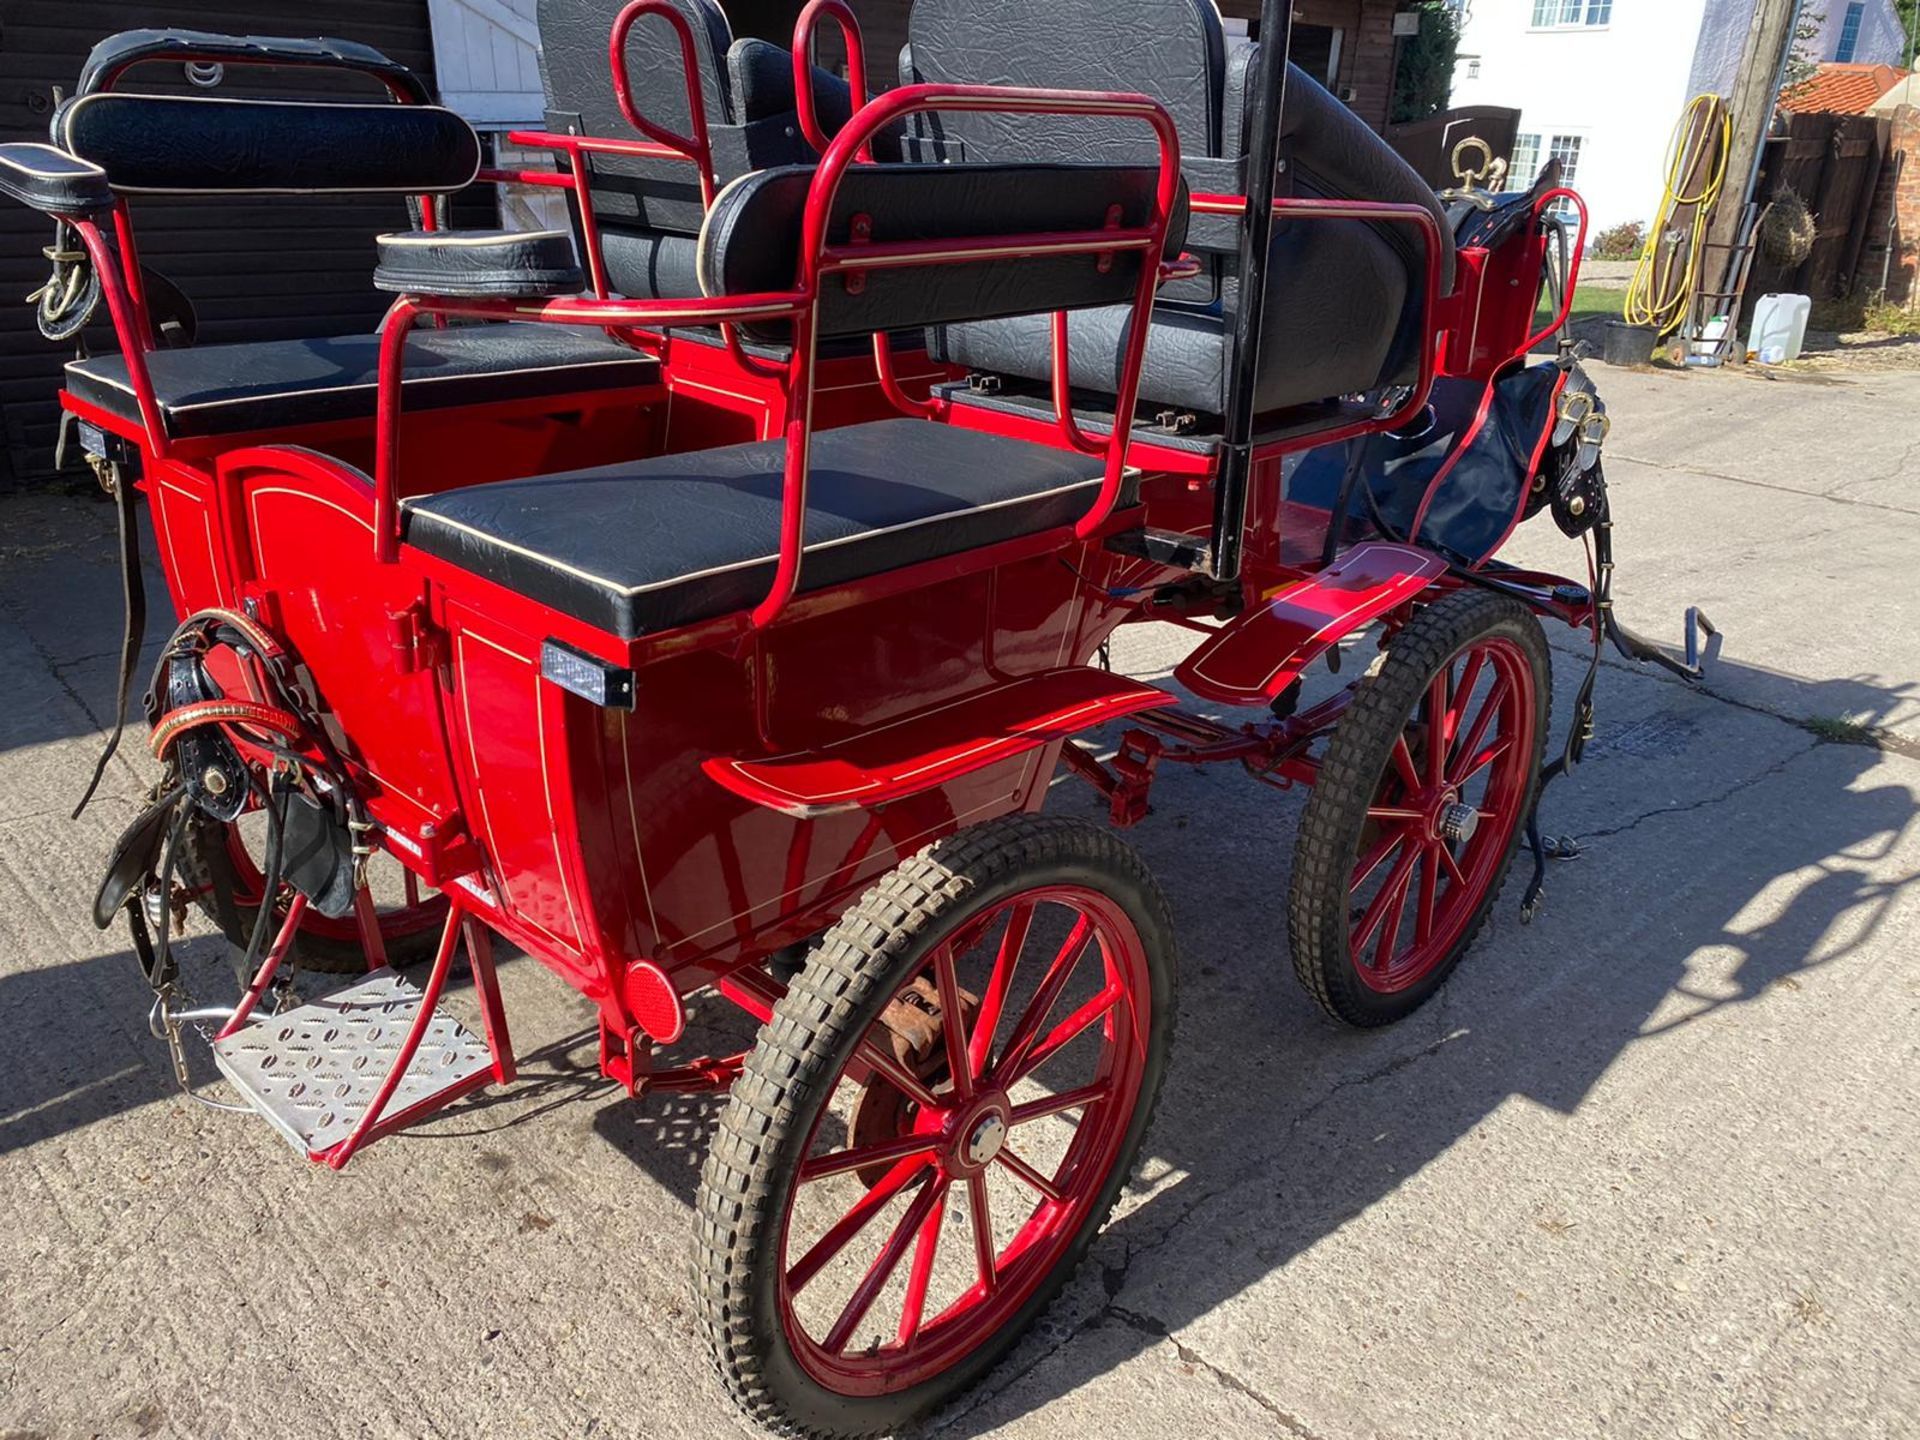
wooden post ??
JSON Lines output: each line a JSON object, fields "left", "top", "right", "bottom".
{"left": 1701, "top": 0, "right": 1804, "bottom": 314}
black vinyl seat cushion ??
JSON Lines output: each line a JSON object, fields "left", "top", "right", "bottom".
{"left": 373, "top": 228, "right": 584, "bottom": 298}
{"left": 403, "top": 418, "right": 1118, "bottom": 638}
{"left": 65, "top": 324, "right": 660, "bottom": 439}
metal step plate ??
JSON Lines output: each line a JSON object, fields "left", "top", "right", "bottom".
{"left": 210, "top": 967, "right": 492, "bottom": 1157}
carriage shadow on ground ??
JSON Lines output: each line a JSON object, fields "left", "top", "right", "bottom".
{"left": 3, "top": 601, "right": 1916, "bottom": 1429}
{"left": 495, "top": 628, "right": 1916, "bottom": 1431}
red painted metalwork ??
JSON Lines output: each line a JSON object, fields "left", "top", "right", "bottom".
{"left": 1174, "top": 542, "right": 1448, "bottom": 705}
{"left": 793, "top": 0, "right": 871, "bottom": 159}
{"left": 215, "top": 893, "right": 309, "bottom": 1040}
{"left": 776, "top": 882, "right": 1153, "bottom": 1392}
{"left": 1347, "top": 634, "right": 1537, "bottom": 991}
{"left": 607, "top": 0, "right": 718, "bottom": 207}
{"left": 702, "top": 666, "right": 1173, "bottom": 817}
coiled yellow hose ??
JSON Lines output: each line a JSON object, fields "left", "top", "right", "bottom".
{"left": 1624, "top": 94, "right": 1731, "bottom": 336}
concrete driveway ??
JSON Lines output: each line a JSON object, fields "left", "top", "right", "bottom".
{"left": 2, "top": 363, "right": 1916, "bottom": 1439}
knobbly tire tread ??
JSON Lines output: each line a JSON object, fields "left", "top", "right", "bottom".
{"left": 1287, "top": 589, "right": 1550, "bottom": 1028}
{"left": 694, "top": 814, "right": 1177, "bottom": 1439}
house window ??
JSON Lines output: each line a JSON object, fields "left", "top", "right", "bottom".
{"left": 1530, "top": 0, "right": 1612, "bottom": 27}
{"left": 1836, "top": 1, "right": 1865, "bottom": 61}
{"left": 1507, "top": 133, "right": 1583, "bottom": 190}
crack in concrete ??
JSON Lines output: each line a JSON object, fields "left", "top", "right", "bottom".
{"left": 1610, "top": 448, "right": 1920, "bottom": 518}
{"left": 1571, "top": 737, "right": 1824, "bottom": 841}
{"left": 1106, "top": 1305, "right": 1331, "bottom": 1439}
{"left": 931, "top": 1025, "right": 1469, "bottom": 1437}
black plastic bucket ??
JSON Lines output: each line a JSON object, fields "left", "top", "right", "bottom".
{"left": 1602, "top": 320, "right": 1660, "bottom": 367}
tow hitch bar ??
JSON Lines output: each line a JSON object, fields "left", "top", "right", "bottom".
{"left": 1606, "top": 604, "right": 1716, "bottom": 683}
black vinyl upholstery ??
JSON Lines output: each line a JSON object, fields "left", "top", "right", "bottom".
{"left": 903, "top": 0, "right": 1453, "bottom": 419}
{"left": 77, "top": 29, "right": 433, "bottom": 105}
{"left": 374, "top": 229, "right": 585, "bottom": 298}
{"left": 54, "top": 93, "right": 481, "bottom": 195}
{"left": 698, "top": 162, "right": 1187, "bottom": 343}
{"left": 536, "top": 0, "right": 860, "bottom": 301}
{"left": 403, "top": 418, "right": 1117, "bottom": 637}
{"left": 0, "top": 143, "right": 111, "bottom": 214}
{"left": 65, "top": 325, "right": 659, "bottom": 439}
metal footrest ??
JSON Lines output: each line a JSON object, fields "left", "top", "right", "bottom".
{"left": 210, "top": 967, "right": 494, "bottom": 1160}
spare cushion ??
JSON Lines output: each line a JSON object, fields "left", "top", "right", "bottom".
{"left": 374, "top": 229, "right": 585, "bottom": 298}
{"left": 403, "top": 418, "right": 1123, "bottom": 637}
{"left": 66, "top": 325, "right": 659, "bottom": 439}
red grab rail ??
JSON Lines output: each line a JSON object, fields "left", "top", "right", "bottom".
{"left": 608, "top": 0, "right": 717, "bottom": 208}
{"left": 791, "top": 0, "right": 871, "bottom": 159}
{"left": 372, "top": 82, "right": 1182, "bottom": 641}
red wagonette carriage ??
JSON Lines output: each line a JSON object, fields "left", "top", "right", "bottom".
{"left": 2, "top": 0, "right": 1705, "bottom": 1430}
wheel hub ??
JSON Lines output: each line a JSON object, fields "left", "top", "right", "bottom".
{"left": 964, "top": 1110, "right": 1008, "bottom": 1166}
{"left": 1438, "top": 800, "right": 1479, "bottom": 844}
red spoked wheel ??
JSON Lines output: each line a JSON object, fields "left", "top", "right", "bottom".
{"left": 697, "top": 815, "right": 1175, "bottom": 1437}
{"left": 181, "top": 811, "right": 449, "bottom": 973}
{"left": 1289, "top": 589, "right": 1549, "bottom": 1027}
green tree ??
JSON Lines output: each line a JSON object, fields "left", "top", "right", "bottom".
{"left": 1391, "top": 3, "right": 1462, "bottom": 125}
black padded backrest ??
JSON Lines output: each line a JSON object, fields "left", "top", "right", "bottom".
{"left": 538, "top": 0, "right": 734, "bottom": 240}
{"left": 536, "top": 0, "right": 860, "bottom": 298}
{"left": 698, "top": 162, "right": 1188, "bottom": 342}
{"left": 902, "top": 0, "right": 1223, "bottom": 162}
{"left": 55, "top": 94, "right": 480, "bottom": 195}
{"left": 903, "top": 0, "right": 1222, "bottom": 305}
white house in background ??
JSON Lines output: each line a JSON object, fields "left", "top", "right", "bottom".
{"left": 1449, "top": 0, "right": 1911, "bottom": 234}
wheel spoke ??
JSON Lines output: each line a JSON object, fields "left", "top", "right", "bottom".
{"left": 1437, "top": 841, "right": 1468, "bottom": 888}
{"left": 1004, "top": 981, "right": 1123, "bottom": 1086}
{"left": 1010, "top": 1079, "right": 1113, "bottom": 1125}
{"left": 967, "top": 1170, "right": 997, "bottom": 1294}
{"left": 1353, "top": 842, "right": 1420, "bottom": 953}
{"left": 894, "top": 1182, "right": 950, "bottom": 1347}
{"left": 799, "top": 1131, "right": 941, "bottom": 1184}
{"left": 997, "top": 1147, "right": 1064, "bottom": 1203}
{"left": 1390, "top": 735, "right": 1422, "bottom": 793}
{"left": 1374, "top": 856, "right": 1413, "bottom": 967}
{"left": 1416, "top": 843, "right": 1440, "bottom": 945}
{"left": 788, "top": 1154, "right": 931, "bottom": 1296}
{"left": 1447, "top": 649, "right": 1486, "bottom": 742}
{"left": 1425, "top": 669, "right": 1450, "bottom": 784}
{"left": 856, "top": 1035, "right": 943, "bottom": 1112}
{"left": 1448, "top": 676, "right": 1509, "bottom": 785}
{"left": 1365, "top": 805, "right": 1425, "bottom": 822}
{"left": 1453, "top": 733, "right": 1515, "bottom": 788}
{"left": 988, "top": 915, "right": 1093, "bottom": 1087}
{"left": 822, "top": 1173, "right": 945, "bottom": 1355}
{"left": 932, "top": 941, "right": 972, "bottom": 1101}
{"left": 968, "top": 901, "right": 1033, "bottom": 1079}
{"left": 1353, "top": 827, "right": 1410, "bottom": 892}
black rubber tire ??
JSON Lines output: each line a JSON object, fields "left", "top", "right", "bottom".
{"left": 694, "top": 814, "right": 1177, "bottom": 1439}
{"left": 179, "top": 814, "right": 441, "bottom": 974}
{"left": 1287, "top": 589, "right": 1550, "bottom": 1028}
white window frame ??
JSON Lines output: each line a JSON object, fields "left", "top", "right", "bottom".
{"left": 1528, "top": 0, "right": 1612, "bottom": 31}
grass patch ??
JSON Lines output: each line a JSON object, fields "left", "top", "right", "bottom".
{"left": 1536, "top": 282, "right": 1625, "bottom": 331}
{"left": 1804, "top": 715, "right": 1879, "bottom": 746}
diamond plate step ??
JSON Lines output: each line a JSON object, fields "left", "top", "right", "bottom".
{"left": 210, "top": 967, "right": 493, "bottom": 1158}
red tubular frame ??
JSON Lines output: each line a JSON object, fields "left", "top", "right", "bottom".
{"left": 608, "top": 0, "right": 717, "bottom": 208}
{"left": 1517, "top": 187, "right": 1589, "bottom": 357}
{"left": 375, "top": 82, "right": 1182, "bottom": 636}
{"left": 1190, "top": 192, "right": 1449, "bottom": 453}
{"left": 792, "top": 0, "right": 871, "bottom": 159}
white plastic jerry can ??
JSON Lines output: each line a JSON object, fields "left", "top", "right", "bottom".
{"left": 1749, "top": 293, "right": 1811, "bottom": 364}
